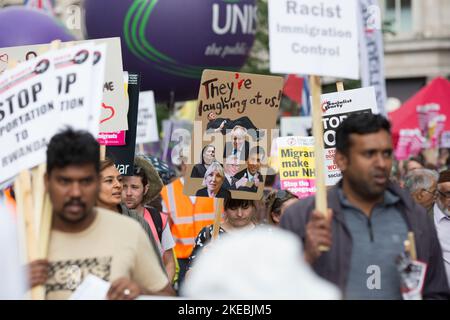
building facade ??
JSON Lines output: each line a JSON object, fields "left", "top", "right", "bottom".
{"left": 382, "top": 0, "right": 450, "bottom": 102}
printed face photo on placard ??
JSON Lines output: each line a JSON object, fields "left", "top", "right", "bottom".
{"left": 183, "top": 69, "right": 283, "bottom": 200}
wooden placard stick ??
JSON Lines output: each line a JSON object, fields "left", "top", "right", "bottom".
{"left": 31, "top": 164, "right": 46, "bottom": 237}
{"left": 212, "top": 198, "right": 224, "bottom": 240}
{"left": 407, "top": 232, "right": 417, "bottom": 261}
{"left": 310, "top": 75, "right": 329, "bottom": 252}
{"left": 100, "top": 145, "right": 106, "bottom": 161}
{"left": 14, "top": 170, "right": 45, "bottom": 299}
{"left": 39, "top": 192, "right": 53, "bottom": 258}
{"left": 336, "top": 81, "right": 345, "bottom": 92}
{"left": 139, "top": 143, "right": 145, "bottom": 154}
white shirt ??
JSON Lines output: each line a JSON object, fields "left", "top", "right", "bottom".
{"left": 433, "top": 203, "right": 450, "bottom": 288}
{"left": 160, "top": 223, "right": 175, "bottom": 254}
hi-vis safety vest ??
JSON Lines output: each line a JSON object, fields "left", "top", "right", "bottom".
{"left": 161, "top": 178, "right": 215, "bottom": 259}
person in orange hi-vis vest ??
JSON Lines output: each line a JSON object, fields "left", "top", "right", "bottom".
{"left": 161, "top": 161, "right": 215, "bottom": 288}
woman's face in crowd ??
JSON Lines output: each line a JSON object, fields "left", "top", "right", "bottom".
{"left": 205, "top": 169, "right": 223, "bottom": 194}
{"left": 225, "top": 204, "right": 254, "bottom": 228}
{"left": 203, "top": 146, "right": 215, "bottom": 165}
{"left": 272, "top": 198, "right": 298, "bottom": 224}
{"left": 98, "top": 165, "right": 123, "bottom": 206}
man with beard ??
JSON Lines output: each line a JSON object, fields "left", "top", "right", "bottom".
{"left": 27, "top": 128, "right": 175, "bottom": 299}
{"left": 432, "top": 170, "right": 450, "bottom": 287}
{"left": 281, "top": 113, "right": 449, "bottom": 299}
{"left": 122, "top": 156, "right": 176, "bottom": 283}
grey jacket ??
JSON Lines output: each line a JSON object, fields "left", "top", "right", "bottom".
{"left": 280, "top": 181, "right": 450, "bottom": 300}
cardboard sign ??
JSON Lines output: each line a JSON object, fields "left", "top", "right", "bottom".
{"left": 0, "top": 37, "right": 128, "bottom": 132}
{"left": 280, "top": 116, "right": 312, "bottom": 137}
{"left": 277, "top": 136, "right": 316, "bottom": 199}
{"left": 318, "top": 86, "right": 378, "bottom": 185}
{"left": 161, "top": 119, "right": 193, "bottom": 166}
{"left": 184, "top": 69, "right": 283, "bottom": 200}
{"left": 106, "top": 73, "right": 140, "bottom": 176}
{"left": 268, "top": 0, "right": 360, "bottom": 79}
{"left": 87, "top": 43, "right": 107, "bottom": 138}
{"left": 0, "top": 51, "right": 58, "bottom": 184}
{"left": 136, "top": 90, "right": 159, "bottom": 144}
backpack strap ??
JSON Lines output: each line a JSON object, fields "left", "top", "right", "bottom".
{"left": 148, "top": 206, "right": 163, "bottom": 243}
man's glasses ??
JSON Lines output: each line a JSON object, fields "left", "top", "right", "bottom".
{"left": 422, "top": 188, "right": 437, "bottom": 196}
{"left": 437, "top": 190, "right": 450, "bottom": 199}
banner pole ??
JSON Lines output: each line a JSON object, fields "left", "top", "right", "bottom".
{"left": 310, "top": 75, "right": 329, "bottom": 252}
{"left": 212, "top": 198, "right": 223, "bottom": 240}
{"left": 100, "top": 145, "right": 106, "bottom": 161}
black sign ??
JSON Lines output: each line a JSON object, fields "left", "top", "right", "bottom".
{"left": 106, "top": 73, "right": 140, "bottom": 176}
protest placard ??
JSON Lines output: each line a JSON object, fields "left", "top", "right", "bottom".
{"left": 268, "top": 0, "right": 360, "bottom": 79}
{"left": 97, "top": 131, "right": 126, "bottom": 146}
{"left": 277, "top": 136, "right": 316, "bottom": 199}
{"left": 106, "top": 73, "right": 140, "bottom": 176}
{"left": 0, "top": 37, "right": 128, "bottom": 132}
{"left": 87, "top": 43, "right": 107, "bottom": 138}
{"left": 359, "top": 0, "right": 387, "bottom": 114}
{"left": 183, "top": 69, "right": 283, "bottom": 200}
{"left": 394, "top": 129, "right": 423, "bottom": 161}
{"left": 136, "top": 90, "right": 159, "bottom": 144}
{"left": 318, "top": 86, "right": 379, "bottom": 185}
{"left": 162, "top": 119, "right": 193, "bottom": 166}
{"left": 0, "top": 50, "right": 58, "bottom": 184}
{"left": 53, "top": 43, "right": 95, "bottom": 132}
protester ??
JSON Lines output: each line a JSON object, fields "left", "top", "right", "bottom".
{"left": 122, "top": 156, "right": 176, "bottom": 283}
{"left": 195, "top": 161, "right": 231, "bottom": 198}
{"left": 28, "top": 128, "right": 174, "bottom": 299}
{"left": 281, "top": 113, "right": 450, "bottom": 299}
{"left": 161, "top": 159, "right": 215, "bottom": 289}
{"left": 96, "top": 159, "right": 160, "bottom": 251}
{"left": 265, "top": 189, "right": 298, "bottom": 225}
{"left": 433, "top": 169, "right": 450, "bottom": 287}
{"left": 404, "top": 156, "right": 425, "bottom": 174}
{"left": 438, "top": 148, "right": 450, "bottom": 171}
{"left": 187, "top": 198, "right": 257, "bottom": 270}
{"left": 404, "top": 168, "right": 438, "bottom": 216}
{"left": 191, "top": 145, "right": 216, "bottom": 178}
{"left": 182, "top": 228, "right": 340, "bottom": 299}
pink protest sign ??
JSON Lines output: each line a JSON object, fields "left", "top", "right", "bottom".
{"left": 97, "top": 131, "right": 126, "bottom": 146}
